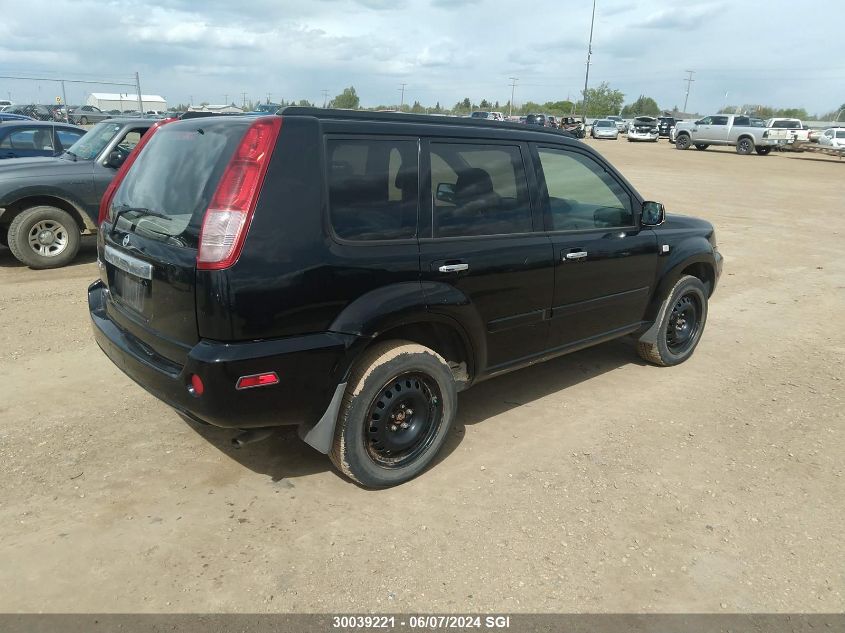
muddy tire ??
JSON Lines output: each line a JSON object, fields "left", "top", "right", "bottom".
{"left": 330, "top": 341, "right": 457, "bottom": 488}
{"left": 637, "top": 275, "right": 708, "bottom": 367}
{"left": 7, "top": 206, "right": 80, "bottom": 269}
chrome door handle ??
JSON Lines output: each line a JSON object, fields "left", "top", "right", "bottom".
{"left": 438, "top": 263, "right": 469, "bottom": 273}
{"left": 564, "top": 251, "right": 588, "bottom": 261}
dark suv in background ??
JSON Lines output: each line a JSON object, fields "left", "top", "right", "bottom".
{"left": 89, "top": 108, "right": 722, "bottom": 488}
{"left": 658, "top": 116, "right": 678, "bottom": 138}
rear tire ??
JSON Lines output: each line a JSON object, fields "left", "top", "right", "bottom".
{"left": 694, "top": 144, "right": 709, "bottom": 151}
{"left": 637, "top": 275, "right": 708, "bottom": 367}
{"left": 675, "top": 134, "right": 691, "bottom": 150}
{"left": 736, "top": 137, "right": 754, "bottom": 155}
{"left": 330, "top": 341, "right": 457, "bottom": 488}
{"left": 7, "top": 206, "right": 81, "bottom": 269}
{"left": 756, "top": 146, "right": 772, "bottom": 155}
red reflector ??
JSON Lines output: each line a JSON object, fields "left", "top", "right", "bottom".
{"left": 190, "top": 374, "right": 204, "bottom": 396}
{"left": 236, "top": 372, "right": 280, "bottom": 390}
{"left": 197, "top": 116, "right": 282, "bottom": 270}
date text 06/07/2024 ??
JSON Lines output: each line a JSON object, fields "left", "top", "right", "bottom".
{"left": 331, "top": 615, "right": 512, "bottom": 629}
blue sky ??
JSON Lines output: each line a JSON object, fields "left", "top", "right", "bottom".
{"left": 1, "top": 0, "right": 843, "bottom": 114}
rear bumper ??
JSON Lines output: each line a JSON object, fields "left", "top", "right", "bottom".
{"left": 89, "top": 280, "right": 356, "bottom": 429}
{"left": 628, "top": 130, "right": 659, "bottom": 141}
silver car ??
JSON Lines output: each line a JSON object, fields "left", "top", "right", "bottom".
{"left": 591, "top": 119, "right": 619, "bottom": 139}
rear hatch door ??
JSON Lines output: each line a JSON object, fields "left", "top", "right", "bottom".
{"left": 100, "top": 117, "right": 255, "bottom": 365}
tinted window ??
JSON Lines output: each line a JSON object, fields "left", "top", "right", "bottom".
{"left": 110, "top": 120, "right": 249, "bottom": 246}
{"left": 711, "top": 116, "right": 729, "bottom": 125}
{"left": 537, "top": 148, "right": 633, "bottom": 231}
{"left": 733, "top": 116, "right": 750, "bottom": 126}
{"left": 430, "top": 143, "right": 532, "bottom": 238}
{"left": 327, "top": 138, "right": 418, "bottom": 241}
{"left": 57, "top": 128, "right": 84, "bottom": 148}
{"left": 0, "top": 126, "right": 53, "bottom": 150}
{"left": 836, "top": 131, "right": 845, "bottom": 139}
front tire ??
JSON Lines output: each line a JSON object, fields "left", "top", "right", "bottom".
{"left": 7, "top": 206, "right": 81, "bottom": 269}
{"left": 736, "top": 137, "right": 754, "bottom": 155}
{"left": 637, "top": 275, "right": 708, "bottom": 367}
{"left": 675, "top": 134, "right": 691, "bottom": 150}
{"left": 330, "top": 341, "right": 457, "bottom": 488}
{"left": 79, "top": 116, "right": 89, "bottom": 125}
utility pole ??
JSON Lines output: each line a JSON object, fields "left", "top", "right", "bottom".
{"left": 399, "top": 83, "right": 407, "bottom": 109}
{"left": 508, "top": 77, "right": 518, "bottom": 117}
{"left": 682, "top": 70, "right": 695, "bottom": 113}
{"left": 321, "top": 89, "right": 329, "bottom": 108}
{"left": 267, "top": 92, "right": 271, "bottom": 104}
{"left": 135, "top": 71, "right": 143, "bottom": 113}
{"left": 224, "top": 94, "right": 229, "bottom": 105}
{"left": 581, "top": 0, "right": 597, "bottom": 123}
{"left": 189, "top": 95, "right": 193, "bottom": 107}
{"left": 60, "top": 80, "right": 69, "bottom": 122}
{"left": 241, "top": 92, "right": 247, "bottom": 107}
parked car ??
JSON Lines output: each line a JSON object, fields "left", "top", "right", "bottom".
{"left": 6, "top": 105, "right": 55, "bottom": 121}
{"left": 673, "top": 115, "right": 777, "bottom": 155}
{"left": 69, "top": 105, "right": 112, "bottom": 125}
{"left": 590, "top": 119, "right": 619, "bottom": 139}
{"left": 546, "top": 115, "right": 559, "bottom": 128}
{"left": 627, "top": 116, "right": 660, "bottom": 142}
{"left": 524, "top": 113, "right": 549, "bottom": 127}
{"left": 657, "top": 116, "right": 678, "bottom": 138}
{"left": 818, "top": 127, "right": 845, "bottom": 148}
{"left": 0, "top": 118, "right": 155, "bottom": 268}
{"left": 606, "top": 115, "right": 627, "bottom": 133}
{"left": 88, "top": 108, "right": 722, "bottom": 488}
{"left": 0, "top": 112, "right": 35, "bottom": 122}
{"left": 0, "top": 121, "right": 86, "bottom": 159}
{"left": 469, "top": 111, "right": 504, "bottom": 122}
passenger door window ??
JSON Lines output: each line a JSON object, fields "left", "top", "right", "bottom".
{"left": 0, "top": 127, "right": 53, "bottom": 151}
{"left": 536, "top": 148, "right": 632, "bottom": 231}
{"left": 327, "top": 138, "right": 418, "bottom": 241}
{"left": 57, "top": 128, "right": 85, "bottom": 149}
{"left": 711, "top": 116, "right": 729, "bottom": 126}
{"left": 429, "top": 143, "right": 532, "bottom": 238}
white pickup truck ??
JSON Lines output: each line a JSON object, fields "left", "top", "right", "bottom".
{"left": 674, "top": 114, "right": 780, "bottom": 155}
{"left": 764, "top": 118, "right": 812, "bottom": 146}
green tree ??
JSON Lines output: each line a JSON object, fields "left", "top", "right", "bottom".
{"left": 410, "top": 100, "right": 425, "bottom": 114}
{"left": 479, "top": 99, "right": 492, "bottom": 110}
{"left": 577, "top": 82, "right": 625, "bottom": 117}
{"left": 543, "top": 100, "right": 575, "bottom": 116}
{"left": 330, "top": 86, "right": 359, "bottom": 109}
{"left": 621, "top": 95, "right": 660, "bottom": 117}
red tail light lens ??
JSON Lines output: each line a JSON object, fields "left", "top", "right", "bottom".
{"left": 97, "top": 119, "right": 173, "bottom": 226}
{"left": 197, "top": 116, "right": 282, "bottom": 270}
{"left": 236, "top": 372, "right": 280, "bottom": 390}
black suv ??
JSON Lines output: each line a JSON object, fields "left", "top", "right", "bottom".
{"left": 89, "top": 108, "right": 722, "bottom": 488}
{"left": 657, "top": 116, "right": 678, "bottom": 138}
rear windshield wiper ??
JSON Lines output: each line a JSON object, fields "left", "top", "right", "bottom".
{"left": 110, "top": 206, "right": 170, "bottom": 236}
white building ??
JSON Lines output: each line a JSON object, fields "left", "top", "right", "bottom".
{"left": 86, "top": 93, "right": 167, "bottom": 112}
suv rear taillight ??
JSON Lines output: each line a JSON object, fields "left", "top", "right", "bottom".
{"left": 97, "top": 119, "right": 174, "bottom": 226}
{"left": 197, "top": 116, "right": 282, "bottom": 270}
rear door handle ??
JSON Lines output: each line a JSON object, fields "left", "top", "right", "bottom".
{"left": 438, "top": 263, "right": 469, "bottom": 273}
{"left": 564, "top": 251, "right": 588, "bottom": 261}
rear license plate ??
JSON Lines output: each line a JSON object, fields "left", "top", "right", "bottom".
{"left": 113, "top": 269, "right": 149, "bottom": 313}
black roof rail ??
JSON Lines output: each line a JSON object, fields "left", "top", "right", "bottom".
{"left": 278, "top": 106, "right": 575, "bottom": 137}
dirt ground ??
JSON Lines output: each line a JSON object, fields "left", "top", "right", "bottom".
{"left": 0, "top": 139, "right": 842, "bottom": 614}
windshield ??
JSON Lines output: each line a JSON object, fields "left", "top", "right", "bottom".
{"left": 65, "top": 121, "right": 122, "bottom": 160}
{"left": 110, "top": 119, "right": 250, "bottom": 246}
{"left": 596, "top": 121, "right": 613, "bottom": 127}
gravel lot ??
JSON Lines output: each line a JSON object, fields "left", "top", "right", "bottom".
{"left": 1, "top": 140, "right": 842, "bottom": 613}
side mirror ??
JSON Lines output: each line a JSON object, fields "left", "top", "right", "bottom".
{"left": 106, "top": 150, "right": 126, "bottom": 169}
{"left": 641, "top": 201, "right": 665, "bottom": 226}
{"left": 436, "top": 182, "right": 456, "bottom": 203}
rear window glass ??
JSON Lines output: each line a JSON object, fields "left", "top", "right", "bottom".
{"left": 110, "top": 120, "right": 249, "bottom": 246}
{"left": 836, "top": 131, "right": 845, "bottom": 139}
{"left": 327, "top": 138, "right": 419, "bottom": 241}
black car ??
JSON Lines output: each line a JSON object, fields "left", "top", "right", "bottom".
{"left": 524, "top": 113, "right": 549, "bottom": 127}
{"left": 657, "top": 116, "right": 678, "bottom": 138}
{"left": 0, "top": 121, "right": 86, "bottom": 159}
{"left": 0, "top": 118, "right": 155, "bottom": 268}
{"left": 89, "top": 108, "right": 723, "bottom": 488}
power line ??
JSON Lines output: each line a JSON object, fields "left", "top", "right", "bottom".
{"left": 683, "top": 70, "right": 695, "bottom": 113}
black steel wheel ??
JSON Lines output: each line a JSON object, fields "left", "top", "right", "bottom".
{"left": 365, "top": 372, "right": 443, "bottom": 468}
{"left": 330, "top": 341, "right": 457, "bottom": 488}
{"left": 694, "top": 144, "right": 709, "bottom": 151}
{"left": 638, "top": 275, "right": 709, "bottom": 367}
{"left": 756, "top": 146, "right": 772, "bottom": 156}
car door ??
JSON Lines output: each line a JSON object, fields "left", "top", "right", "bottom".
{"left": 533, "top": 144, "right": 658, "bottom": 349}
{"left": 418, "top": 138, "right": 554, "bottom": 372}
{"left": 0, "top": 125, "right": 56, "bottom": 158}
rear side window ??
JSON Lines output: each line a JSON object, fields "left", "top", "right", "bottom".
{"left": 430, "top": 143, "right": 532, "bottom": 238}
{"left": 327, "top": 138, "right": 419, "bottom": 241}
{"left": 537, "top": 147, "right": 633, "bottom": 231}
{"left": 57, "top": 128, "right": 85, "bottom": 148}
{"left": 734, "top": 116, "right": 750, "bottom": 126}
{"left": 0, "top": 127, "right": 53, "bottom": 150}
